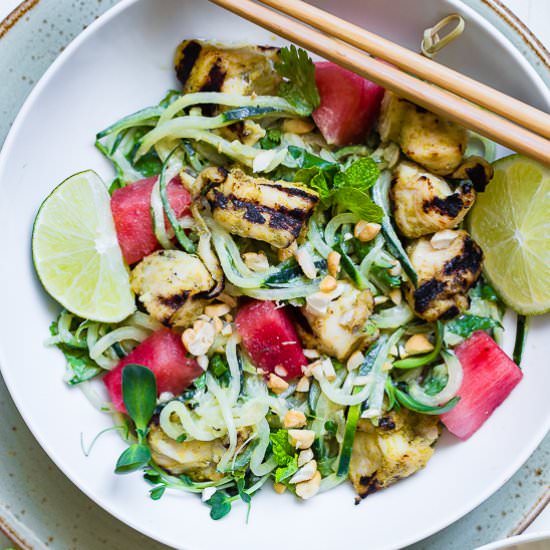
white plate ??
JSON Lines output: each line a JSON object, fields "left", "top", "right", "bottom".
{"left": 0, "top": 1, "right": 548, "bottom": 549}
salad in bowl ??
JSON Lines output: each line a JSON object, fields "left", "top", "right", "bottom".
{"left": 31, "top": 37, "right": 548, "bottom": 520}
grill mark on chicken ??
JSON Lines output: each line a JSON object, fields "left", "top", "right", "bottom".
{"left": 199, "top": 60, "right": 227, "bottom": 115}
{"left": 159, "top": 291, "right": 190, "bottom": 311}
{"left": 175, "top": 40, "right": 202, "bottom": 87}
{"left": 423, "top": 193, "right": 464, "bottom": 218}
{"left": 466, "top": 164, "right": 490, "bottom": 192}
{"left": 413, "top": 279, "right": 447, "bottom": 314}
{"left": 378, "top": 416, "right": 397, "bottom": 431}
{"left": 356, "top": 475, "right": 382, "bottom": 499}
{"left": 443, "top": 236, "right": 483, "bottom": 277}
{"left": 261, "top": 182, "right": 319, "bottom": 202}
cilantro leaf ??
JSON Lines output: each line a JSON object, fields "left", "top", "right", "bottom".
{"left": 288, "top": 146, "right": 338, "bottom": 170}
{"left": 275, "top": 46, "right": 320, "bottom": 116}
{"left": 445, "top": 314, "right": 502, "bottom": 339}
{"left": 59, "top": 346, "right": 103, "bottom": 385}
{"left": 260, "top": 128, "right": 282, "bottom": 150}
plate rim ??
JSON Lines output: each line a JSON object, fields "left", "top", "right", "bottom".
{"left": 0, "top": 1, "right": 548, "bottom": 549}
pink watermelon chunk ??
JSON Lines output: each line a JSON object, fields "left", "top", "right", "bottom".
{"left": 313, "top": 61, "right": 385, "bottom": 146}
{"left": 235, "top": 300, "right": 307, "bottom": 380}
{"left": 103, "top": 328, "right": 202, "bottom": 412}
{"left": 441, "top": 331, "right": 523, "bottom": 440}
{"left": 111, "top": 175, "right": 192, "bottom": 265}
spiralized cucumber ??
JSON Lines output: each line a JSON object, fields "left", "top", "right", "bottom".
{"left": 372, "top": 171, "right": 417, "bottom": 286}
{"left": 150, "top": 177, "right": 174, "bottom": 250}
{"left": 324, "top": 213, "right": 360, "bottom": 247}
{"left": 158, "top": 92, "right": 297, "bottom": 125}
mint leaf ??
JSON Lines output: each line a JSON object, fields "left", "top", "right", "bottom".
{"left": 275, "top": 46, "right": 320, "bottom": 116}
{"left": 270, "top": 429, "right": 295, "bottom": 466}
{"left": 445, "top": 314, "right": 502, "bottom": 339}
{"left": 275, "top": 455, "right": 299, "bottom": 482}
{"left": 333, "top": 187, "right": 384, "bottom": 222}
{"left": 341, "top": 157, "right": 380, "bottom": 190}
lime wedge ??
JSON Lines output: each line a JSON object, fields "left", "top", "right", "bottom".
{"left": 32, "top": 170, "right": 136, "bottom": 322}
{"left": 468, "top": 155, "right": 550, "bottom": 315}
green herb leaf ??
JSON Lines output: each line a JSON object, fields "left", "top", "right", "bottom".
{"left": 149, "top": 485, "right": 166, "bottom": 500}
{"left": 446, "top": 314, "right": 502, "bottom": 339}
{"left": 115, "top": 443, "right": 151, "bottom": 474}
{"left": 236, "top": 477, "right": 252, "bottom": 504}
{"left": 61, "top": 346, "right": 103, "bottom": 385}
{"left": 275, "top": 455, "right": 299, "bottom": 483}
{"left": 371, "top": 264, "right": 401, "bottom": 289}
{"left": 176, "top": 433, "right": 188, "bottom": 443}
{"left": 275, "top": 46, "right": 320, "bottom": 116}
{"left": 288, "top": 146, "right": 337, "bottom": 170}
{"left": 324, "top": 420, "right": 337, "bottom": 435}
{"left": 340, "top": 157, "right": 380, "bottom": 190}
{"left": 206, "top": 491, "right": 232, "bottom": 520}
{"left": 333, "top": 187, "right": 384, "bottom": 223}
{"left": 269, "top": 429, "right": 296, "bottom": 466}
{"left": 122, "top": 364, "right": 157, "bottom": 435}
{"left": 260, "top": 128, "right": 282, "bottom": 150}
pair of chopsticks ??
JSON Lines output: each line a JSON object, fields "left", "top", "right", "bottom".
{"left": 209, "top": 0, "right": 550, "bottom": 165}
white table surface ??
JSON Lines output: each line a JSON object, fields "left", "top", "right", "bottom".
{"left": 0, "top": 0, "right": 548, "bottom": 548}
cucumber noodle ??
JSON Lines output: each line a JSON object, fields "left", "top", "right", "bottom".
{"left": 324, "top": 213, "right": 361, "bottom": 248}
{"left": 409, "top": 350, "right": 463, "bottom": 407}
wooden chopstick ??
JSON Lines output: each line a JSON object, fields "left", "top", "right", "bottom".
{"left": 209, "top": 0, "right": 550, "bottom": 165}
{"left": 259, "top": 0, "right": 550, "bottom": 141}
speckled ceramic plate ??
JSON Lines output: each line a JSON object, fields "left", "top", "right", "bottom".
{"left": 0, "top": 1, "right": 548, "bottom": 549}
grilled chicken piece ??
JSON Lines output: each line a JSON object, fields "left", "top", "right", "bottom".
{"left": 350, "top": 408, "right": 440, "bottom": 499}
{"left": 131, "top": 250, "right": 219, "bottom": 328}
{"left": 298, "top": 283, "right": 377, "bottom": 361}
{"left": 452, "top": 155, "right": 494, "bottom": 193}
{"left": 390, "top": 161, "right": 475, "bottom": 238}
{"left": 204, "top": 167, "right": 319, "bottom": 249}
{"left": 378, "top": 91, "right": 467, "bottom": 175}
{"left": 174, "top": 40, "right": 280, "bottom": 101}
{"left": 149, "top": 424, "right": 251, "bottom": 481}
{"left": 404, "top": 230, "right": 483, "bottom": 322}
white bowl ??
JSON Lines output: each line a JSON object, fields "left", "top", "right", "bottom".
{"left": 475, "top": 532, "right": 550, "bottom": 550}
{"left": 0, "top": 1, "right": 548, "bottom": 549}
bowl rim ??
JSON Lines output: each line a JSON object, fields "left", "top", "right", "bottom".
{"left": 0, "top": 1, "right": 548, "bottom": 549}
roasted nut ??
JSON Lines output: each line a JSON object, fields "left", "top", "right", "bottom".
{"left": 243, "top": 252, "right": 270, "bottom": 272}
{"left": 295, "top": 376, "right": 311, "bottom": 393}
{"left": 405, "top": 334, "right": 434, "bottom": 355}
{"left": 282, "top": 118, "right": 315, "bottom": 134}
{"left": 327, "top": 251, "right": 341, "bottom": 277}
{"left": 347, "top": 350, "right": 365, "bottom": 371}
{"left": 430, "top": 230, "right": 458, "bottom": 250}
{"left": 283, "top": 409, "right": 307, "bottom": 429}
{"left": 289, "top": 460, "right": 318, "bottom": 484}
{"left": 182, "top": 320, "right": 215, "bottom": 356}
{"left": 295, "top": 471, "right": 321, "bottom": 499}
{"left": 288, "top": 429, "right": 316, "bottom": 450}
{"left": 273, "top": 482, "right": 287, "bottom": 494}
{"left": 320, "top": 275, "right": 338, "bottom": 293}
{"left": 389, "top": 288, "right": 402, "bottom": 305}
{"left": 204, "top": 303, "right": 231, "bottom": 318}
{"left": 267, "top": 373, "right": 289, "bottom": 394}
{"left": 295, "top": 247, "right": 317, "bottom": 279}
{"left": 354, "top": 221, "right": 381, "bottom": 242}
{"left": 298, "top": 448, "right": 314, "bottom": 467}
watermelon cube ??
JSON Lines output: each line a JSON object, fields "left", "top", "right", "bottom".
{"left": 441, "top": 331, "right": 523, "bottom": 440}
{"left": 313, "top": 61, "right": 385, "bottom": 146}
{"left": 235, "top": 300, "right": 307, "bottom": 380}
{"left": 111, "top": 175, "right": 192, "bottom": 265}
{"left": 103, "top": 328, "right": 202, "bottom": 412}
